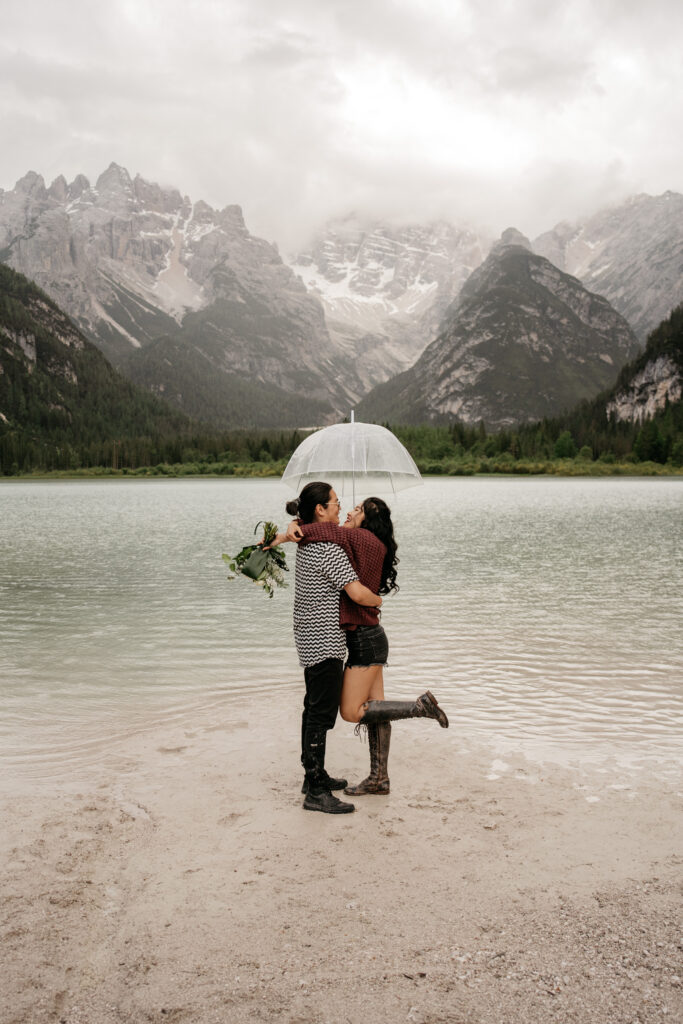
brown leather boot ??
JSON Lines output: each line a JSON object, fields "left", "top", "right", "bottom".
{"left": 345, "top": 721, "right": 391, "bottom": 795}
{"left": 359, "top": 690, "right": 449, "bottom": 728}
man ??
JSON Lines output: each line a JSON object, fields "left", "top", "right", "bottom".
{"left": 276, "top": 481, "right": 381, "bottom": 814}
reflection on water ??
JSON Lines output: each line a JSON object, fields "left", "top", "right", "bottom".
{"left": 1, "top": 476, "right": 681, "bottom": 774}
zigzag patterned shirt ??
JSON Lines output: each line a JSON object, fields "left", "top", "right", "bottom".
{"left": 293, "top": 543, "right": 358, "bottom": 667}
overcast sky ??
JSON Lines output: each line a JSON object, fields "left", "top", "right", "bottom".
{"left": 2, "top": 0, "right": 682, "bottom": 249}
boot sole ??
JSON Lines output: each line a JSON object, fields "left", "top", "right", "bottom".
{"left": 425, "top": 690, "right": 449, "bottom": 728}
{"left": 344, "top": 787, "right": 390, "bottom": 796}
{"left": 344, "top": 778, "right": 390, "bottom": 795}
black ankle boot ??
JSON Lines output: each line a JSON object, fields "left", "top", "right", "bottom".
{"left": 303, "top": 789, "right": 355, "bottom": 814}
{"left": 360, "top": 690, "right": 449, "bottom": 728}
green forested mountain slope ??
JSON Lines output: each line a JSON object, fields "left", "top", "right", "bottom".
{"left": 0, "top": 264, "right": 190, "bottom": 471}
{"left": 548, "top": 303, "right": 683, "bottom": 461}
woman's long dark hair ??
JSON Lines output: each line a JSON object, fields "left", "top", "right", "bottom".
{"left": 285, "top": 481, "right": 332, "bottom": 524}
{"left": 361, "top": 496, "right": 399, "bottom": 595}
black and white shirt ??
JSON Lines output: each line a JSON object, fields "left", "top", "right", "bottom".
{"left": 293, "top": 543, "right": 358, "bottom": 667}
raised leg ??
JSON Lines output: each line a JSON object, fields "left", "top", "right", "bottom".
{"left": 360, "top": 690, "right": 449, "bottom": 728}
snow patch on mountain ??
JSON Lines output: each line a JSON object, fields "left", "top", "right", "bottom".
{"left": 288, "top": 216, "right": 490, "bottom": 388}
{"left": 153, "top": 217, "right": 204, "bottom": 319}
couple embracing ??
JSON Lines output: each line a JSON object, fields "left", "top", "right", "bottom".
{"left": 271, "top": 481, "right": 448, "bottom": 816}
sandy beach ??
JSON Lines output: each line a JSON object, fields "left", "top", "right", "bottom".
{"left": 1, "top": 700, "right": 681, "bottom": 1024}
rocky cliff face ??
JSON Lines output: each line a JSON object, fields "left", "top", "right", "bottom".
{"left": 533, "top": 192, "right": 683, "bottom": 343}
{"left": 0, "top": 165, "right": 343, "bottom": 424}
{"left": 355, "top": 232, "right": 642, "bottom": 428}
{"left": 606, "top": 355, "right": 682, "bottom": 423}
{"left": 288, "top": 216, "right": 489, "bottom": 394}
{"left": 603, "top": 303, "right": 683, "bottom": 426}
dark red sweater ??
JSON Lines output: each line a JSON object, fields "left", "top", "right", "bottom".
{"left": 298, "top": 523, "right": 386, "bottom": 629}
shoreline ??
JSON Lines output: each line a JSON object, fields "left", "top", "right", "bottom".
{"left": 2, "top": 464, "right": 683, "bottom": 481}
{"left": 2, "top": 702, "right": 681, "bottom": 1024}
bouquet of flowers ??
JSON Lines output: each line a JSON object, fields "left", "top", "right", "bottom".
{"left": 222, "top": 521, "right": 288, "bottom": 599}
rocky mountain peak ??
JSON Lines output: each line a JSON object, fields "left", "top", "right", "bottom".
{"left": 496, "top": 227, "right": 532, "bottom": 252}
{"left": 48, "top": 175, "right": 68, "bottom": 203}
{"left": 217, "top": 204, "right": 247, "bottom": 235}
{"left": 67, "top": 174, "right": 90, "bottom": 200}
{"left": 95, "top": 162, "right": 134, "bottom": 195}
{"left": 15, "top": 171, "right": 46, "bottom": 196}
{"left": 192, "top": 200, "right": 215, "bottom": 222}
{"left": 132, "top": 174, "right": 185, "bottom": 215}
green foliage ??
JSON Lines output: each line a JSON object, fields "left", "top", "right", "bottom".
{"left": 634, "top": 420, "right": 668, "bottom": 463}
{"left": 554, "top": 430, "right": 578, "bottom": 459}
{"left": 222, "top": 521, "right": 288, "bottom": 599}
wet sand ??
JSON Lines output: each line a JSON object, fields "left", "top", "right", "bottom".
{"left": 1, "top": 702, "right": 681, "bottom": 1024}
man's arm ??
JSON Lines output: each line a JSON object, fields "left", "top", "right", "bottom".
{"left": 344, "top": 580, "right": 382, "bottom": 608}
{"left": 317, "top": 545, "right": 380, "bottom": 607}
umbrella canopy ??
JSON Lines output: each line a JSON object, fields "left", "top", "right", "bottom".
{"left": 282, "top": 417, "right": 422, "bottom": 503}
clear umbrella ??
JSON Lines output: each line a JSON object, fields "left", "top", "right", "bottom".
{"left": 282, "top": 414, "right": 422, "bottom": 504}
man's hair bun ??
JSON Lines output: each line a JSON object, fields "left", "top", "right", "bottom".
{"left": 285, "top": 498, "right": 300, "bottom": 516}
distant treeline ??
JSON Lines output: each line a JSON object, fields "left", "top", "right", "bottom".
{"left": 0, "top": 428, "right": 307, "bottom": 476}
{"left": 3, "top": 410, "right": 682, "bottom": 477}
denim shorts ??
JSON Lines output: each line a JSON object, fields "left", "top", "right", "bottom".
{"left": 345, "top": 624, "right": 389, "bottom": 668}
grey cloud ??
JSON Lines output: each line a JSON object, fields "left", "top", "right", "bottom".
{"left": 1, "top": 0, "right": 683, "bottom": 251}
{"left": 484, "top": 47, "right": 597, "bottom": 99}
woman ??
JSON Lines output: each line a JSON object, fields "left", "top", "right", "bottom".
{"left": 282, "top": 495, "right": 449, "bottom": 796}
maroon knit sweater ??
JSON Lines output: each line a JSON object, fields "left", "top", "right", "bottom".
{"left": 298, "top": 523, "right": 386, "bottom": 629}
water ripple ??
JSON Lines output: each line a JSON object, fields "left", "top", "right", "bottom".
{"left": 1, "top": 476, "right": 682, "bottom": 774}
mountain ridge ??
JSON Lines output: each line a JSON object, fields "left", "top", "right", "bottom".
{"left": 2, "top": 166, "right": 682, "bottom": 430}
{"left": 355, "top": 234, "right": 641, "bottom": 428}
{"left": 533, "top": 191, "right": 683, "bottom": 342}
{"left": 0, "top": 164, "right": 343, "bottom": 426}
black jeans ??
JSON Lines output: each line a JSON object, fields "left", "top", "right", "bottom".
{"left": 302, "top": 657, "right": 344, "bottom": 733}
{"left": 301, "top": 657, "right": 344, "bottom": 769}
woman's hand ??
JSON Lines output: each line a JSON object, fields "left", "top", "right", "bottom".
{"left": 262, "top": 529, "right": 284, "bottom": 550}
{"left": 263, "top": 520, "right": 302, "bottom": 549}
{"left": 285, "top": 520, "right": 304, "bottom": 542}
